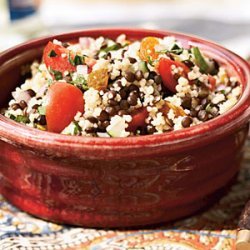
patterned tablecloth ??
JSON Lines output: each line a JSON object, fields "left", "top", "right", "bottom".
{"left": 0, "top": 138, "right": 249, "bottom": 250}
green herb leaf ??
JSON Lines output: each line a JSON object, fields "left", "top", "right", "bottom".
{"left": 170, "top": 44, "right": 183, "bottom": 55}
{"left": 51, "top": 70, "right": 63, "bottom": 80}
{"left": 15, "top": 115, "right": 30, "bottom": 123}
{"left": 192, "top": 47, "right": 209, "bottom": 73}
{"left": 68, "top": 53, "right": 85, "bottom": 66}
{"left": 9, "top": 114, "right": 16, "bottom": 120}
{"left": 147, "top": 56, "right": 155, "bottom": 66}
{"left": 73, "top": 121, "right": 82, "bottom": 135}
{"left": 68, "top": 53, "right": 75, "bottom": 66}
{"left": 71, "top": 75, "right": 88, "bottom": 91}
{"left": 100, "top": 43, "right": 121, "bottom": 55}
{"left": 38, "top": 106, "right": 46, "bottom": 115}
{"left": 74, "top": 55, "right": 85, "bottom": 65}
{"left": 48, "top": 50, "right": 57, "bottom": 57}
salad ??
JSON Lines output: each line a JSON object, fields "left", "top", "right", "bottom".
{"left": 2, "top": 34, "right": 242, "bottom": 137}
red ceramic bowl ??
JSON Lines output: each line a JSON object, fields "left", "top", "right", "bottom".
{"left": 0, "top": 28, "right": 250, "bottom": 228}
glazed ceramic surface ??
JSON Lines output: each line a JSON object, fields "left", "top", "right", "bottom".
{"left": 0, "top": 28, "right": 250, "bottom": 228}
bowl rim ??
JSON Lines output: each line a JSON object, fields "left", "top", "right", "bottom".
{"left": 0, "top": 27, "right": 250, "bottom": 152}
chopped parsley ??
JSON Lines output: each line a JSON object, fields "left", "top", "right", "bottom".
{"left": 146, "top": 56, "right": 155, "bottom": 67}
{"left": 73, "top": 121, "right": 82, "bottom": 135}
{"left": 157, "top": 44, "right": 183, "bottom": 55}
{"left": 71, "top": 75, "right": 88, "bottom": 91}
{"left": 48, "top": 50, "right": 57, "bottom": 57}
{"left": 170, "top": 44, "right": 183, "bottom": 55}
{"left": 102, "top": 43, "right": 121, "bottom": 53}
{"left": 15, "top": 115, "right": 30, "bottom": 123}
{"left": 51, "top": 70, "right": 63, "bottom": 80}
{"left": 74, "top": 55, "right": 85, "bottom": 65}
{"left": 68, "top": 53, "right": 85, "bottom": 66}
{"left": 192, "top": 47, "right": 209, "bottom": 73}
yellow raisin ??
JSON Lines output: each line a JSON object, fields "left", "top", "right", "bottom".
{"left": 88, "top": 68, "right": 109, "bottom": 91}
{"left": 139, "top": 37, "right": 160, "bottom": 62}
{"left": 161, "top": 101, "right": 186, "bottom": 117}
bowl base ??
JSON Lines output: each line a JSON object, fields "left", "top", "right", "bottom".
{"left": 0, "top": 175, "right": 236, "bottom": 229}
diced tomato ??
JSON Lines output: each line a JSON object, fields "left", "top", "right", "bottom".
{"left": 127, "top": 107, "right": 148, "bottom": 132}
{"left": 85, "top": 57, "right": 97, "bottom": 73}
{"left": 43, "top": 41, "right": 76, "bottom": 73}
{"left": 46, "top": 82, "right": 84, "bottom": 133}
{"left": 158, "top": 58, "right": 190, "bottom": 93}
{"left": 208, "top": 75, "right": 216, "bottom": 91}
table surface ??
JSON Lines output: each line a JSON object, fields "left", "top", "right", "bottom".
{"left": 0, "top": 138, "right": 249, "bottom": 250}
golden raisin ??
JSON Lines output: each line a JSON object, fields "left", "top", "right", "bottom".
{"left": 139, "top": 37, "right": 160, "bottom": 62}
{"left": 161, "top": 101, "right": 186, "bottom": 117}
{"left": 87, "top": 68, "right": 109, "bottom": 90}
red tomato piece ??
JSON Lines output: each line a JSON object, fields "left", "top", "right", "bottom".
{"left": 46, "top": 82, "right": 84, "bottom": 133}
{"left": 127, "top": 107, "right": 148, "bottom": 132}
{"left": 208, "top": 75, "right": 216, "bottom": 91}
{"left": 158, "top": 58, "right": 190, "bottom": 93}
{"left": 85, "top": 57, "right": 97, "bottom": 68}
{"left": 43, "top": 41, "right": 76, "bottom": 73}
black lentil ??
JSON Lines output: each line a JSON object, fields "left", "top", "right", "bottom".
{"left": 114, "top": 105, "right": 121, "bottom": 112}
{"left": 135, "top": 70, "right": 144, "bottom": 81}
{"left": 102, "top": 120, "right": 110, "bottom": 128}
{"left": 190, "top": 109, "right": 198, "bottom": 117}
{"left": 128, "top": 57, "right": 137, "bottom": 64}
{"left": 127, "top": 92, "right": 138, "bottom": 106}
{"left": 85, "top": 127, "right": 96, "bottom": 133}
{"left": 37, "top": 115, "right": 46, "bottom": 125}
{"left": 182, "top": 60, "right": 194, "bottom": 68}
{"left": 147, "top": 71, "right": 157, "bottom": 80}
{"left": 198, "top": 88, "right": 209, "bottom": 99}
{"left": 154, "top": 75, "right": 162, "bottom": 84}
{"left": 11, "top": 103, "right": 21, "bottom": 110}
{"left": 107, "top": 90, "right": 117, "bottom": 100}
{"left": 19, "top": 100, "right": 27, "bottom": 109}
{"left": 32, "top": 104, "right": 40, "bottom": 110}
{"left": 147, "top": 125, "right": 156, "bottom": 134}
{"left": 125, "top": 71, "right": 135, "bottom": 82}
{"left": 26, "top": 89, "right": 36, "bottom": 97}
{"left": 120, "top": 88, "right": 128, "bottom": 99}
{"left": 181, "top": 116, "right": 193, "bottom": 128}
{"left": 121, "top": 49, "right": 127, "bottom": 58}
{"left": 105, "top": 106, "right": 116, "bottom": 116}
{"left": 98, "top": 110, "right": 109, "bottom": 122}
{"left": 108, "top": 99, "right": 118, "bottom": 106}
{"left": 128, "top": 84, "right": 139, "bottom": 93}
{"left": 181, "top": 96, "right": 192, "bottom": 109}
{"left": 120, "top": 100, "right": 130, "bottom": 110}
{"left": 87, "top": 116, "right": 98, "bottom": 123}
